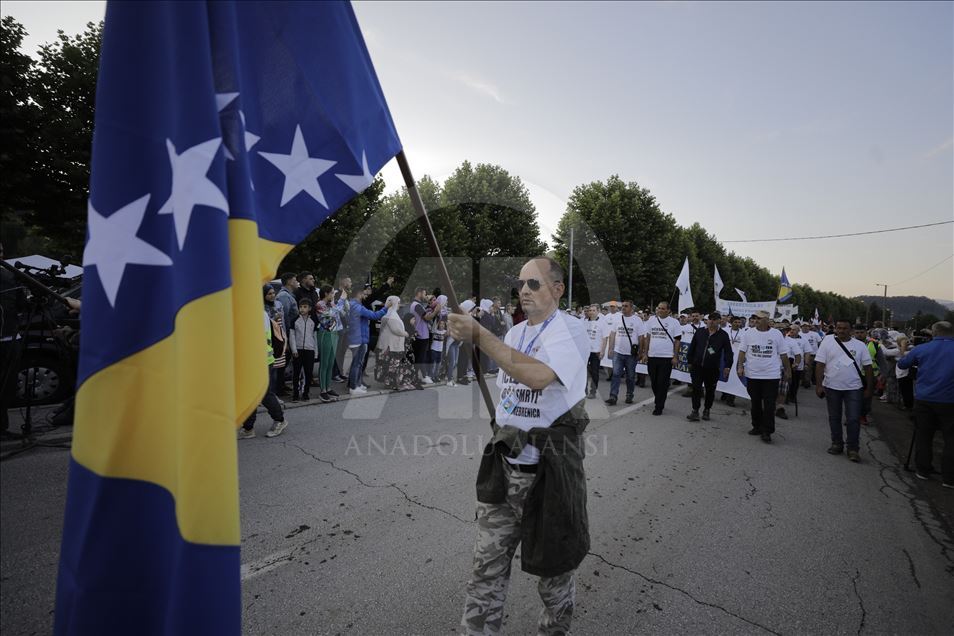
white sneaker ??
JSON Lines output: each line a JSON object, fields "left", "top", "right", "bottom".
{"left": 447, "top": 380, "right": 456, "bottom": 387}
{"left": 422, "top": 376, "right": 434, "bottom": 385}
{"left": 350, "top": 386, "right": 367, "bottom": 394}
{"left": 359, "top": 384, "right": 370, "bottom": 391}
{"left": 238, "top": 428, "right": 256, "bottom": 440}
{"left": 265, "top": 420, "right": 287, "bottom": 438}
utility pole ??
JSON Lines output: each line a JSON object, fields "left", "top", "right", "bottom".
{"left": 875, "top": 283, "right": 888, "bottom": 326}
{"left": 568, "top": 226, "right": 574, "bottom": 311}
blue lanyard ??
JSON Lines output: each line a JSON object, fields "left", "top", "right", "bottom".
{"left": 516, "top": 311, "right": 558, "bottom": 356}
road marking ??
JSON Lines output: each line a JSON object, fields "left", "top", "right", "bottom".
{"left": 610, "top": 387, "right": 681, "bottom": 419}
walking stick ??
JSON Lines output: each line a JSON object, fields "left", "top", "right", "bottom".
{"left": 903, "top": 426, "right": 916, "bottom": 472}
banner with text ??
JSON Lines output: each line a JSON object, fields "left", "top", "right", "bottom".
{"left": 715, "top": 299, "right": 777, "bottom": 318}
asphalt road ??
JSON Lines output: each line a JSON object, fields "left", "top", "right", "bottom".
{"left": 2, "top": 380, "right": 953, "bottom": 635}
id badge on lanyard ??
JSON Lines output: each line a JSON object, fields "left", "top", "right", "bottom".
{"left": 500, "top": 389, "right": 519, "bottom": 415}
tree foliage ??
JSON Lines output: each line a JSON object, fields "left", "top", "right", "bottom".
{"left": 0, "top": 17, "right": 102, "bottom": 260}
{"left": 553, "top": 175, "right": 867, "bottom": 320}
{"left": 276, "top": 163, "right": 549, "bottom": 299}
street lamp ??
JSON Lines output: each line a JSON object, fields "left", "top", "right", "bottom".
{"left": 875, "top": 283, "right": 888, "bottom": 326}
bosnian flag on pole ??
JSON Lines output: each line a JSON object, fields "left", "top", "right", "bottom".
{"left": 56, "top": 2, "right": 401, "bottom": 633}
{"left": 777, "top": 267, "right": 793, "bottom": 303}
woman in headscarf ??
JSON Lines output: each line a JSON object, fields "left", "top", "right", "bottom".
{"left": 375, "top": 295, "right": 420, "bottom": 391}
{"left": 264, "top": 285, "right": 287, "bottom": 396}
{"left": 429, "top": 295, "right": 449, "bottom": 382}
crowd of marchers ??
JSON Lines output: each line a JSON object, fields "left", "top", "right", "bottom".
{"left": 244, "top": 274, "right": 952, "bottom": 490}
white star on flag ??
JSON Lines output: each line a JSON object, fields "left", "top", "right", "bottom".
{"left": 83, "top": 195, "right": 173, "bottom": 307}
{"left": 335, "top": 150, "right": 373, "bottom": 193}
{"left": 215, "top": 91, "right": 239, "bottom": 112}
{"left": 259, "top": 125, "right": 336, "bottom": 207}
{"left": 157, "top": 138, "right": 230, "bottom": 250}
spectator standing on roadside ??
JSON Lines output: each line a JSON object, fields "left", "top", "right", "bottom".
{"left": 239, "top": 307, "right": 288, "bottom": 439}
{"left": 316, "top": 284, "right": 347, "bottom": 402}
{"left": 346, "top": 287, "right": 387, "bottom": 394}
{"left": 295, "top": 271, "right": 319, "bottom": 315}
{"left": 288, "top": 299, "right": 318, "bottom": 401}
{"left": 814, "top": 320, "right": 874, "bottom": 462}
{"left": 332, "top": 276, "right": 354, "bottom": 383}
{"left": 479, "top": 298, "right": 500, "bottom": 375}
{"left": 897, "top": 321, "right": 954, "bottom": 488}
{"left": 894, "top": 336, "right": 915, "bottom": 410}
{"left": 410, "top": 287, "right": 437, "bottom": 384}
{"left": 276, "top": 272, "right": 299, "bottom": 333}
{"left": 264, "top": 285, "right": 288, "bottom": 397}
{"left": 854, "top": 325, "right": 882, "bottom": 426}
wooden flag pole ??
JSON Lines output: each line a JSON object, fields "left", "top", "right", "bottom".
{"left": 395, "top": 151, "right": 497, "bottom": 430}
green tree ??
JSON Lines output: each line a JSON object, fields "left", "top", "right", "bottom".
{"left": 554, "top": 176, "right": 685, "bottom": 309}
{"left": 0, "top": 17, "right": 40, "bottom": 253}
{"left": 372, "top": 175, "right": 471, "bottom": 295}
{"left": 0, "top": 18, "right": 102, "bottom": 259}
{"left": 276, "top": 176, "right": 390, "bottom": 283}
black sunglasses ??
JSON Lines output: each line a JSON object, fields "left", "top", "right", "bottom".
{"left": 516, "top": 278, "right": 557, "bottom": 291}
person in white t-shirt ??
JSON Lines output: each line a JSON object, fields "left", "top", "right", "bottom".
{"left": 814, "top": 319, "right": 874, "bottom": 462}
{"left": 799, "top": 322, "right": 821, "bottom": 388}
{"left": 719, "top": 315, "right": 746, "bottom": 407}
{"left": 600, "top": 301, "right": 621, "bottom": 380}
{"left": 605, "top": 300, "right": 645, "bottom": 406}
{"left": 583, "top": 304, "right": 605, "bottom": 398}
{"left": 775, "top": 328, "right": 804, "bottom": 420}
{"left": 737, "top": 310, "right": 792, "bottom": 443}
{"left": 449, "top": 256, "right": 588, "bottom": 635}
{"left": 640, "top": 301, "right": 682, "bottom": 415}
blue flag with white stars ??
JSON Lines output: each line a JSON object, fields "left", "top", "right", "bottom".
{"left": 56, "top": 2, "right": 401, "bottom": 633}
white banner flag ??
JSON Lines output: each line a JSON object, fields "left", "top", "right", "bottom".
{"left": 734, "top": 288, "right": 748, "bottom": 303}
{"left": 675, "top": 257, "right": 694, "bottom": 313}
{"left": 713, "top": 264, "right": 724, "bottom": 304}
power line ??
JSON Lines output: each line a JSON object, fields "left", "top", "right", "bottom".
{"left": 889, "top": 253, "right": 954, "bottom": 287}
{"left": 722, "top": 220, "right": 952, "bottom": 243}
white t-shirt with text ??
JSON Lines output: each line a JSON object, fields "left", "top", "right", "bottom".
{"left": 741, "top": 328, "right": 787, "bottom": 380}
{"left": 815, "top": 335, "right": 872, "bottom": 391}
{"left": 496, "top": 312, "right": 588, "bottom": 465}
{"left": 646, "top": 315, "right": 682, "bottom": 358}
{"left": 612, "top": 314, "right": 646, "bottom": 356}
{"left": 584, "top": 318, "right": 603, "bottom": 354}
{"left": 785, "top": 336, "right": 806, "bottom": 371}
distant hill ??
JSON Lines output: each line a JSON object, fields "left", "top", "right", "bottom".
{"left": 938, "top": 299, "right": 954, "bottom": 311}
{"left": 854, "top": 295, "right": 950, "bottom": 321}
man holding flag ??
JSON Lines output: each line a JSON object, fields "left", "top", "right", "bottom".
{"left": 56, "top": 2, "right": 402, "bottom": 633}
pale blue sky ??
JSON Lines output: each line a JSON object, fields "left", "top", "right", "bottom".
{"left": 6, "top": 1, "right": 953, "bottom": 300}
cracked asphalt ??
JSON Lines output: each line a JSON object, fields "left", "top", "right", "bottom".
{"left": 2, "top": 381, "right": 953, "bottom": 635}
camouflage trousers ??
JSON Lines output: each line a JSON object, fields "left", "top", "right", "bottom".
{"left": 460, "top": 458, "right": 575, "bottom": 635}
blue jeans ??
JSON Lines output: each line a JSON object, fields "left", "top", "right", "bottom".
{"left": 610, "top": 354, "right": 636, "bottom": 399}
{"left": 446, "top": 340, "right": 460, "bottom": 380}
{"left": 825, "top": 388, "right": 863, "bottom": 451}
{"left": 347, "top": 343, "right": 368, "bottom": 389}
{"left": 429, "top": 350, "right": 443, "bottom": 381}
